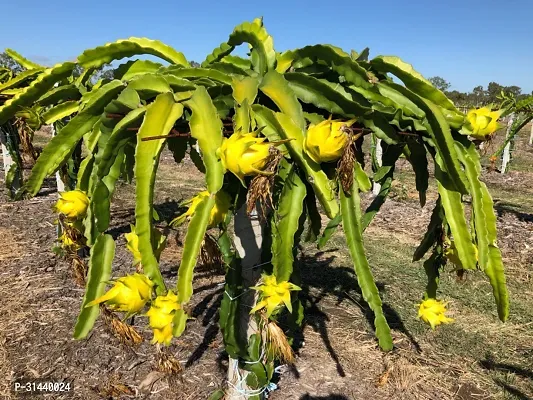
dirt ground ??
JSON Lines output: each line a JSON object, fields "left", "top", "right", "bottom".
{"left": 0, "top": 128, "right": 532, "bottom": 400}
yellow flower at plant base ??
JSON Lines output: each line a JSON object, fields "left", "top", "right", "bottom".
{"left": 145, "top": 291, "right": 180, "bottom": 346}
{"left": 216, "top": 130, "right": 273, "bottom": 183}
{"left": 171, "top": 190, "right": 231, "bottom": 228}
{"left": 465, "top": 107, "right": 504, "bottom": 141}
{"left": 250, "top": 275, "right": 301, "bottom": 318}
{"left": 55, "top": 190, "right": 89, "bottom": 219}
{"left": 58, "top": 232, "right": 77, "bottom": 248}
{"left": 303, "top": 116, "right": 356, "bottom": 163}
{"left": 86, "top": 273, "right": 154, "bottom": 316}
{"left": 418, "top": 298, "right": 454, "bottom": 330}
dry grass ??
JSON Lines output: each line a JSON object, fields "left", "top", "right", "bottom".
{"left": 246, "top": 147, "right": 283, "bottom": 222}
{"left": 0, "top": 267, "right": 57, "bottom": 399}
{"left": 264, "top": 320, "right": 295, "bottom": 365}
{"left": 0, "top": 227, "right": 23, "bottom": 262}
{"left": 0, "top": 337, "right": 11, "bottom": 399}
{"left": 101, "top": 306, "right": 144, "bottom": 346}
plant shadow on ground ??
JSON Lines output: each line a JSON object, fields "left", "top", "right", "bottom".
{"left": 480, "top": 356, "right": 533, "bottom": 400}
{"left": 300, "top": 395, "right": 350, "bottom": 400}
{"left": 33, "top": 177, "right": 57, "bottom": 196}
{"left": 494, "top": 200, "right": 533, "bottom": 223}
{"left": 184, "top": 279, "right": 224, "bottom": 368}
{"left": 285, "top": 251, "right": 420, "bottom": 379}
{"left": 105, "top": 200, "right": 183, "bottom": 240}
{"left": 170, "top": 248, "right": 421, "bottom": 394}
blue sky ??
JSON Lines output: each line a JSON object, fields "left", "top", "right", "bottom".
{"left": 1, "top": 0, "right": 532, "bottom": 93}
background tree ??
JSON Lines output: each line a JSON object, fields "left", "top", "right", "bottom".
{"left": 426, "top": 79, "right": 529, "bottom": 108}
{"left": 428, "top": 76, "right": 451, "bottom": 92}
{"left": 0, "top": 52, "right": 22, "bottom": 73}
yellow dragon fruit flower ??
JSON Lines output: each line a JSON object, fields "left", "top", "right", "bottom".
{"left": 86, "top": 273, "right": 154, "bottom": 316}
{"left": 58, "top": 232, "right": 78, "bottom": 248}
{"left": 418, "top": 298, "right": 454, "bottom": 330}
{"left": 124, "top": 225, "right": 167, "bottom": 266}
{"left": 171, "top": 190, "right": 231, "bottom": 228}
{"left": 145, "top": 290, "right": 180, "bottom": 346}
{"left": 217, "top": 130, "right": 272, "bottom": 183}
{"left": 125, "top": 226, "right": 142, "bottom": 266}
{"left": 250, "top": 275, "right": 301, "bottom": 318}
{"left": 303, "top": 116, "right": 356, "bottom": 163}
{"left": 466, "top": 107, "right": 504, "bottom": 141}
{"left": 55, "top": 190, "right": 89, "bottom": 219}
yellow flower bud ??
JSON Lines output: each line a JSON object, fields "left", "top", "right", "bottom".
{"left": 58, "top": 232, "right": 77, "bottom": 248}
{"left": 303, "top": 117, "right": 356, "bottom": 163}
{"left": 466, "top": 107, "right": 504, "bottom": 141}
{"left": 250, "top": 274, "right": 301, "bottom": 318}
{"left": 145, "top": 291, "right": 180, "bottom": 346}
{"left": 55, "top": 190, "right": 89, "bottom": 219}
{"left": 172, "top": 190, "right": 231, "bottom": 228}
{"left": 124, "top": 225, "right": 166, "bottom": 266}
{"left": 125, "top": 226, "right": 142, "bottom": 266}
{"left": 217, "top": 130, "right": 272, "bottom": 183}
{"left": 152, "top": 324, "right": 174, "bottom": 346}
{"left": 418, "top": 298, "right": 454, "bottom": 330}
{"left": 86, "top": 273, "right": 154, "bottom": 316}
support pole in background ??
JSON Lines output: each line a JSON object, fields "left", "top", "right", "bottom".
{"left": 50, "top": 123, "right": 66, "bottom": 193}
{"left": 528, "top": 120, "right": 533, "bottom": 146}
{"left": 0, "top": 124, "right": 21, "bottom": 194}
{"left": 372, "top": 136, "right": 383, "bottom": 196}
{"left": 500, "top": 113, "right": 515, "bottom": 174}
{"left": 0, "top": 130, "right": 15, "bottom": 187}
{"left": 49, "top": 84, "right": 66, "bottom": 193}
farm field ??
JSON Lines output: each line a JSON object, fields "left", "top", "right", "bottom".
{"left": 1, "top": 127, "right": 532, "bottom": 400}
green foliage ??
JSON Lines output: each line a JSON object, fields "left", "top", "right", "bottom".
{"left": 271, "top": 167, "right": 307, "bottom": 282}
{"left": 134, "top": 92, "right": 183, "bottom": 293}
{"left": 340, "top": 173, "right": 393, "bottom": 351}
{"left": 20, "top": 80, "right": 125, "bottom": 197}
{"left": 0, "top": 62, "right": 75, "bottom": 125}
{"left": 413, "top": 198, "right": 444, "bottom": 262}
{"left": 8, "top": 17, "right": 510, "bottom": 396}
{"left": 184, "top": 86, "right": 224, "bottom": 192}
{"left": 41, "top": 101, "right": 79, "bottom": 124}
{"left": 78, "top": 37, "right": 190, "bottom": 69}
{"left": 173, "top": 195, "right": 216, "bottom": 334}
{"left": 371, "top": 56, "right": 457, "bottom": 111}
{"left": 37, "top": 84, "right": 81, "bottom": 106}
{"left": 0, "top": 68, "right": 45, "bottom": 92}
{"left": 5, "top": 49, "right": 43, "bottom": 70}
{"left": 491, "top": 97, "right": 533, "bottom": 162}
{"left": 434, "top": 153, "right": 478, "bottom": 271}
{"left": 275, "top": 112, "right": 339, "bottom": 219}
{"left": 227, "top": 20, "right": 275, "bottom": 75}
{"left": 456, "top": 139, "right": 508, "bottom": 320}
{"left": 362, "top": 143, "right": 403, "bottom": 230}
{"left": 73, "top": 234, "right": 115, "bottom": 339}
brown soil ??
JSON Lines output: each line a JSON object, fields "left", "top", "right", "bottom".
{"left": 1, "top": 132, "right": 532, "bottom": 400}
